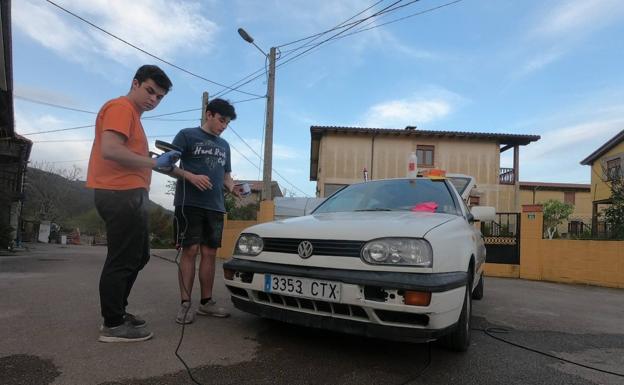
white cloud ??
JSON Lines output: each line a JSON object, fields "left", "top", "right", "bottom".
{"left": 518, "top": 49, "right": 563, "bottom": 75}
{"left": 520, "top": 118, "right": 624, "bottom": 177}
{"left": 14, "top": 0, "right": 218, "bottom": 68}
{"left": 531, "top": 0, "right": 624, "bottom": 39}
{"left": 361, "top": 88, "right": 463, "bottom": 128}
{"left": 519, "top": 0, "right": 624, "bottom": 75}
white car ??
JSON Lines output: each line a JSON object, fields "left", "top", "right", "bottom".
{"left": 224, "top": 175, "right": 491, "bottom": 351}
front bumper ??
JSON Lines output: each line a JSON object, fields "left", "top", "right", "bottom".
{"left": 224, "top": 258, "right": 467, "bottom": 342}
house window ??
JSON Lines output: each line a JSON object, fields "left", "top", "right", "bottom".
{"left": 324, "top": 183, "right": 347, "bottom": 197}
{"left": 606, "top": 158, "right": 621, "bottom": 181}
{"left": 416, "top": 145, "right": 434, "bottom": 168}
{"left": 564, "top": 191, "right": 575, "bottom": 205}
{"left": 469, "top": 196, "right": 480, "bottom": 206}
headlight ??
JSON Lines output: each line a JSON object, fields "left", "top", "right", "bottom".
{"left": 235, "top": 233, "right": 263, "bottom": 256}
{"left": 361, "top": 238, "right": 432, "bottom": 267}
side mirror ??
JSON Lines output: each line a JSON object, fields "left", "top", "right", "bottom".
{"left": 466, "top": 213, "right": 475, "bottom": 223}
{"left": 470, "top": 206, "right": 496, "bottom": 222}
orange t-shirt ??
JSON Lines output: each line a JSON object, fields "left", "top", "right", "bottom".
{"left": 86, "top": 97, "right": 151, "bottom": 190}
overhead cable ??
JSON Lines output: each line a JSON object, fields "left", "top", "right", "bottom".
{"left": 45, "top": 0, "right": 264, "bottom": 98}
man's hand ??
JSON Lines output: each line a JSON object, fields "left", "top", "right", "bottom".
{"left": 229, "top": 185, "right": 242, "bottom": 198}
{"left": 188, "top": 173, "right": 213, "bottom": 191}
{"left": 154, "top": 150, "right": 181, "bottom": 172}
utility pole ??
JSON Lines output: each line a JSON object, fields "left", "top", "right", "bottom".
{"left": 200, "top": 91, "right": 209, "bottom": 127}
{"left": 262, "top": 47, "right": 276, "bottom": 201}
{"left": 238, "top": 28, "right": 276, "bottom": 201}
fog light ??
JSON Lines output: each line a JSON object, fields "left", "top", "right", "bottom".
{"left": 404, "top": 291, "right": 431, "bottom": 306}
{"left": 223, "top": 268, "right": 235, "bottom": 280}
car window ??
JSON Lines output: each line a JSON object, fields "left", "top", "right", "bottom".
{"left": 314, "top": 179, "right": 460, "bottom": 215}
{"left": 448, "top": 176, "right": 471, "bottom": 196}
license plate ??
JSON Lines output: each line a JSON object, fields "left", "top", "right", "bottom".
{"left": 264, "top": 274, "right": 341, "bottom": 301}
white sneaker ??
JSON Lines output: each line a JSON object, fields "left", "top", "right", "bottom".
{"left": 175, "top": 302, "right": 195, "bottom": 324}
{"left": 197, "top": 299, "right": 230, "bottom": 318}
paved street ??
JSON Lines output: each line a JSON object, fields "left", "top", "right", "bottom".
{"left": 1, "top": 243, "right": 623, "bottom": 385}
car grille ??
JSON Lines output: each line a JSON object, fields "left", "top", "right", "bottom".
{"left": 262, "top": 238, "right": 365, "bottom": 258}
{"left": 250, "top": 290, "right": 370, "bottom": 320}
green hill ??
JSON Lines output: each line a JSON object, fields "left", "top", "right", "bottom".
{"left": 22, "top": 167, "right": 174, "bottom": 246}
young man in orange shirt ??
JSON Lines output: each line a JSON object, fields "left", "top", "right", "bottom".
{"left": 86, "top": 65, "right": 179, "bottom": 342}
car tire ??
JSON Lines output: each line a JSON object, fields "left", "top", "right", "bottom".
{"left": 472, "top": 274, "right": 484, "bottom": 300}
{"left": 444, "top": 284, "right": 471, "bottom": 352}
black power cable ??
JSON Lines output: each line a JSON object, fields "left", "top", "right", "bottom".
{"left": 152, "top": 163, "right": 205, "bottom": 384}
{"left": 398, "top": 342, "right": 432, "bottom": 385}
{"left": 474, "top": 327, "right": 624, "bottom": 378}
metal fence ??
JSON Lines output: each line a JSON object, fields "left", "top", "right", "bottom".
{"left": 544, "top": 216, "right": 620, "bottom": 240}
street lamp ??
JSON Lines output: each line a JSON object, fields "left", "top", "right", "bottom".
{"left": 238, "top": 28, "right": 276, "bottom": 201}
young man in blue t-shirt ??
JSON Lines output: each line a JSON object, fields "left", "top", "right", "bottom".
{"left": 170, "top": 98, "right": 241, "bottom": 324}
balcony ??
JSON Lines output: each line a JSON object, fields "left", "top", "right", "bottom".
{"left": 499, "top": 168, "right": 515, "bottom": 185}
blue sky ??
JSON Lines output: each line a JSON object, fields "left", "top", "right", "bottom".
{"left": 12, "top": 0, "right": 624, "bottom": 209}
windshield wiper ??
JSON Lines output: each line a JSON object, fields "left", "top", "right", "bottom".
{"left": 354, "top": 208, "right": 393, "bottom": 211}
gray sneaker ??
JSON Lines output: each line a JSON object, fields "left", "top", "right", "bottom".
{"left": 176, "top": 302, "right": 195, "bottom": 324}
{"left": 124, "top": 312, "right": 146, "bottom": 328}
{"left": 197, "top": 299, "right": 230, "bottom": 318}
{"left": 98, "top": 321, "right": 153, "bottom": 343}
{"left": 99, "top": 313, "right": 146, "bottom": 331}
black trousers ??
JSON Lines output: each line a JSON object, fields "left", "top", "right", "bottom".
{"left": 95, "top": 188, "right": 150, "bottom": 327}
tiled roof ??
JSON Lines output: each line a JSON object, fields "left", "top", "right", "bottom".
{"left": 519, "top": 181, "right": 590, "bottom": 190}
{"left": 580, "top": 129, "right": 624, "bottom": 165}
{"left": 311, "top": 126, "right": 541, "bottom": 145}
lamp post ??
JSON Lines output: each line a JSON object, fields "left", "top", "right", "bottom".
{"left": 238, "top": 28, "right": 276, "bottom": 201}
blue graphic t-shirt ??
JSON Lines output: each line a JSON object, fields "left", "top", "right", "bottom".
{"left": 172, "top": 126, "right": 232, "bottom": 212}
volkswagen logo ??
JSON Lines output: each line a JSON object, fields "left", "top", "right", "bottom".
{"left": 297, "top": 241, "right": 314, "bottom": 259}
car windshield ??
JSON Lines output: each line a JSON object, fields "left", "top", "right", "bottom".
{"left": 313, "top": 179, "right": 460, "bottom": 215}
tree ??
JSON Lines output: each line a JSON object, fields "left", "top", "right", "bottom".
{"left": 543, "top": 199, "right": 574, "bottom": 239}
{"left": 603, "top": 169, "right": 624, "bottom": 239}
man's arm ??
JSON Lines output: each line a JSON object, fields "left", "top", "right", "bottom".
{"left": 224, "top": 172, "right": 241, "bottom": 197}
{"left": 169, "top": 167, "right": 212, "bottom": 191}
{"left": 101, "top": 131, "right": 156, "bottom": 169}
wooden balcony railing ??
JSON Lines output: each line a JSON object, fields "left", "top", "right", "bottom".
{"left": 499, "top": 168, "right": 515, "bottom": 185}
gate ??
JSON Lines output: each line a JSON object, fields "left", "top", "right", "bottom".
{"left": 480, "top": 213, "right": 520, "bottom": 264}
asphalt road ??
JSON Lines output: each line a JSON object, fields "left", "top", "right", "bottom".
{"left": 1, "top": 243, "right": 623, "bottom": 385}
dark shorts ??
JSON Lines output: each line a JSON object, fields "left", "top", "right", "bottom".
{"left": 174, "top": 206, "right": 224, "bottom": 248}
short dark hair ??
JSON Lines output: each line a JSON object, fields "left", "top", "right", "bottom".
{"left": 206, "top": 98, "right": 236, "bottom": 120}
{"left": 134, "top": 65, "right": 172, "bottom": 93}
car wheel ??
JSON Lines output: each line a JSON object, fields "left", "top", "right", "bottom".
{"left": 472, "top": 274, "right": 484, "bottom": 300}
{"left": 444, "top": 284, "right": 471, "bottom": 352}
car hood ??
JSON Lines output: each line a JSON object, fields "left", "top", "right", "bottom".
{"left": 245, "top": 211, "right": 459, "bottom": 240}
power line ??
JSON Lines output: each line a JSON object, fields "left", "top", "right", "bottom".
{"left": 336, "top": 0, "right": 464, "bottom": 41}
{"left": 276, "top": 0, "right": 463, "bottom": 70}
{"left": 45, "top": 0, "right": 264, "bottom": 99}
{"left": 229, "top": 141, "right": 261, "bottom": 172}
{"left": 143, "top": 108, "right": 202, "bottom": 119}
{"left": 47, "top": 158, "right": 89, "bottom": 164}
{"left": 22, "top": 124, "right": 94, "bottom": 135}
{"left": 275, "top": 0, "right": 386, "bottom": 48}
{"left": 275, "top": 0, "right": 406, "bottom": 70}
{"left": 228, "top": 125, "right": 310, "bottom": 197}
{"left": 15, "top": 95, "right": 97, "bottom": 114}
{"left": 213, "top": 1, "right": 387, "bottom": 99}
{"left": 32, "top": 134, "right": 178, "bottom": 143}
{"left": 213, "top": 0, "right": 413, "bottom": 99}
